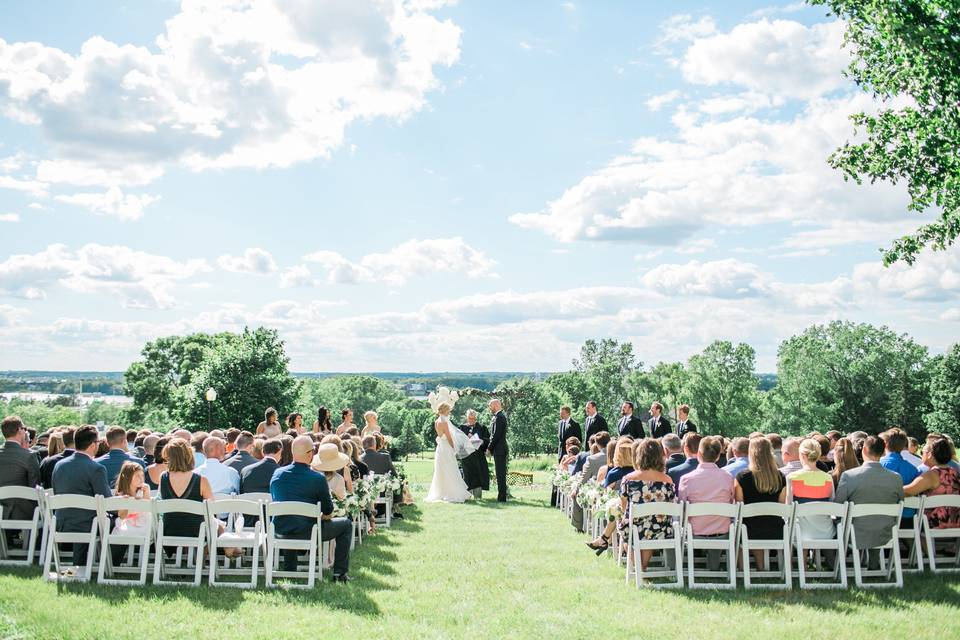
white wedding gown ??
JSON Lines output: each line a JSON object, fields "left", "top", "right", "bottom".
{"left": 424, "top": 417, "right": 476, "bottom": 503}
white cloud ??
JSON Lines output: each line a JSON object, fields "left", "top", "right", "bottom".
{"left": 941, "top": 308, "right": 960, "bottom": 322}
{"left": 279, "top": 264, "right": 320, "bottom": 288}
{"left": 850, "top": 248, "right": 960, "bottom": 302}
{"left": 656, "top": 15, "right": 717, "bottom": 51}
{"left": 54, "top": 186, "right": 160, "bottom": 220}
{"left": 0, "top": 213, "right": 18, "bottom": 222}
{"left": 0, "top": 174, "right": 47, "bottom": 197}
{"left": 0, "top": 243, "right": 210, "bottom": 308}
{"left": 645, "top": 90, "right": 682, "bottom": 112}
{"left": 642, "top": 258, "right": 773, "bottom": 298}
{"left": 780, "top": 219, "right": 921, "bottom": 253}
{"left": 217, "top": 247, "right": 278, "bottom": 274}
{"left": 697, "top": 91, "right": 783, "bottom": 115}
{"left": 303, "top": 237, "right": 497, "bottom": 286}
{"left": 0, "top": 0, "right": 461, "bottom": 195}
{"left": 0, "top": 304, "right": 28, "bottom": 327}
{"left": 681, "top": 19, "right": 848, "bottom": 100}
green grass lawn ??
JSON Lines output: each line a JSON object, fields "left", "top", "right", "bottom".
{"left": 0, "top": 458, "right": 958, "bottom": 639}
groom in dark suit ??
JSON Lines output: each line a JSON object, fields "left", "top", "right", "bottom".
{"left": 486, "top": 399, "right": 509, "bottom": 502}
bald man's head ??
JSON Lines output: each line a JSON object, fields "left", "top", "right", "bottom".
{"left": 203, "top": 436, "right": 226, "bottom": 461}
{"left": 292, "top": 435, "right": 315, "bottom": 464}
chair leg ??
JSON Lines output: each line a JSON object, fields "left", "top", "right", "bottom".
{"left": 742, "top": 540, "right": 751, "bottom": 589}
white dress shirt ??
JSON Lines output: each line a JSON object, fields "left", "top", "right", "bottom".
{"left": 195, "top": 458, "right": 240, "bottom": 495}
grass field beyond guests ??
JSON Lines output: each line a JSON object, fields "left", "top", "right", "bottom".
{"left": 1, "top": 458, "right": 958, "bottom": 640}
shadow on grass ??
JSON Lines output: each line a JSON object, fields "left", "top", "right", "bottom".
{"left": 5, "top": 505, "right": 429, "bottom": 619}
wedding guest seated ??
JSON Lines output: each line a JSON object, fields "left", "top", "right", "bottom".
{"left": 224, "top": 432, "right": 257, "bottom": 474}
{"left": 195, "top": 437, "right": 240, "bottom": 495}
{"left": 224, "top": 428, "right": 241, "bottom": 454}
{"left": 240, "top": 439, "right": 283, "bottom": 494}
{"left": 595, "top": 439, "right": 619, "bottom": 486}
{"left": 602, "top": 438, "right": 636, "bottom": 489}
{"left": 662, "top": 434, "right": 685, "bottom": 471}
{"left": 904, "top": 438, "right": 960, "bottom": 528}
{"left": 125, "top": 429, "right": 139, "bottom": 454}
{"left": 251, "top": 438, "right": 264, "bottom": 460}
{"left": 0, "top": 416, "right": 41, "bottom": 544}
{"left": 587, "top": 438, "right": 674, "bottom": 564}
{"left": 110, "top": 461, "right": 151, "bottom": 564}
{"left": 667, "top": 432, "right": 701, "bottom": 486}
{"left": 208, "top": 429, "right": 225, "bottom": 440}
{"left": 825, "top": 431, "right": 842, "bottom": 460}
{"left": 813, "top": 434, "right": 834, "bottom": 472}
{"left": 270, "top": 436, "right": 353, "bottom": 582}
{"left": 279, "top": 434, "right": 295, "bottom": 466}
{"left": 562, "top": 446, "right": 581, "bottom": 473}
{"left": 40, "top": 426, "right": 76, "bottom": 489}
{"left": 723, "top": 437, "right": 749, "bottom": 477}
{"left": 158, "top": 440, "right": 217, "bottom": 553}
{"left": 787, "top": 438, "right": 836, "bottom": 539}
{"left": 171, "top": 429, "right": 193, "bottom": 442}
{"left": 778, "top": 437, "right": 802, "bottom": 476}
{"left": 95, "top": 426, "right": 147, "bottom": 488}
{"left": 345, "top": 439, "right": 369, "bottom": 480}
{"left": 678, "top": 436, "right": 734, "bottom": 570}
{"left": 904, "top": 436, "right": 923, "bottom": 468}
{"left": 571, "top": 435, "right": 596, "bottom": 475}
{"left": 880, "top": 428, "right": 920, "bottom": 525}
{"left": 145, "top": 436, "right": 170, "bottom": 491}
{"left": 46, "top": 431, "right": 65, "bottom": 460}
{"left": 834, "top": 435, "right": 904, "bottom": 558}
{"left": 831, "top": 437, "right": 860, "bottom": 487}
{"left": 919, "top": 434, "right": 960, "bottom": 472}
{"left": 133, "top": 434, "right": 146, "bottom": 459}
{"left": 571, "top": 432, "right": 609, "bottom": 532}
{"left": 190, "top": 432, "right": 208, "bottom": 467}
{"left": 311, "top": 443, "right": 350, "bottom": 500}
{"left": 735, "top": 438, "right": 786, "bottom": 570}
{"left": 361, "top": 435, "right": 396, "bottom": 476}
{"left": 96, "top": 439, "right": 109, "bottom": 458}
{"left": 766, "top": 433, "right": 784, "bottom": 467}
{"left": 143, "top": 434, "right": 160, "bottom": 466}
{"left": 51, "top": 425, "right": 112, "bottom": 568}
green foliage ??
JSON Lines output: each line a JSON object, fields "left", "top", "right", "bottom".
{"left": 177, "top": 328, "right": 299, "bottom": 430}
{"left": 811, "top": 0, "right": 960, "bottom": 264}
{"left": 765, "top": 321, "right": 931, "bottom": 436}
{"left": 683, "top": 341, "right": 761, "bottom": 436}
{"left": 571, "top": 338, "right": 641, "bottom": 416}
{"left": 496, "top": 377, "right": 566, "bottom": 457}
{"left": 625, "top": 361, "right": 688, "bottom": 418}
{"left": 1, "top": 399, "right": 83, "bottom": 432}
{"left": 541, "top": 371, "right": 592, "bottom": 415}
{"left": 299, "top": 375, "right": 405, "bottom": 423}
{"left": 926, "top": 344, "right": 960, "bottom": 440}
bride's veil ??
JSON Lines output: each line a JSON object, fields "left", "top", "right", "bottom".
{"left": 449, "top": 423, "right": 479, "bottom": 459}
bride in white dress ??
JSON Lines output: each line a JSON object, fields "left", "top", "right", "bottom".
{"left": 424, "top": 392, "right": 478, "bottom": 503}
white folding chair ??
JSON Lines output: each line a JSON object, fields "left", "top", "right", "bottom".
{"left": 898, "top": 496, "right": 925, "bottom": 573}
{"left": 847, "top": 502, "right": 904, "bottom": 588}
{"left": 625, "top": 501, "right": 684, "bottom": 588}
{"left": 921, "top": 494, "right": 960, "bottom": 573}
{"left": 207, "top": 498, "right": 264, "bottom": 588}
{"left": 0, "top": 486, "right": 42, "bottom": 566}
{"left": 738, "top": 502, "right": 794, "bottom": 589}
{"left": 153, "top": 499, "right": 207, "bottom": 587}
{"left": 794, "top": 501, "right": 848, "bottom": 589}
{"left": 683, "top": 502, "right": 740, "bottom": 589}
{"left": 238, "top": 492, "right": 272, "bottom": 503}
{"left": 372, "top": 475, "right": 393, "bottom": 528}
{"left": 96, "top": 496, "right": 154, "bottom": 586}
{"left": 265, "top": 501, "right": 321, "bottom": 589}
{"left": 42, "top": 494, "right": 100, "bottom": 583}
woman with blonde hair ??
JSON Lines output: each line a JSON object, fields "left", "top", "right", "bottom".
{"left": 46, "top": 431, "right": 65, "bottom": 458}
{"left": 787, "top": 438, "right": 835, "bottom": 539}
{"left": 424, "top": 399, "right": 476, "bottom": 503}
{"left": 831, "top": 437, "right": 860, "bottom": 487}
{"left": 361, "top": 411, "right": 381, "bottom": 436}
{"left": 602, "top": 437, "right": 635, "bottom": 490}
{"left": 735, "top": 437, "right": 787, "bottom": 570}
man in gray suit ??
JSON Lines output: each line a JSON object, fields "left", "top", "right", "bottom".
{"left": 0, "top": 416, "right": 41, "bottom": 545}
{"left": 835, "top": 435, "right": 904, "bottom": 561}
{"left": 360, "top": 435, "right": 396, "bottom": 476}
{"left": 571, "top": 431, "right": 610, "bottom": 532}
{"left": 51, "top": 425, "right": 113, "bottom": 567}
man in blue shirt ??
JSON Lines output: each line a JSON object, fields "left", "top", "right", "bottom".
{"left": 270, "top": 437, "right": 353, "bottom": 582}
{"left": 722, "top": 437, "right": 750, "bottom": 477}
{"left": 880, "top": 428, "right": 920, "bottom": 522}
{"left": 95, "top": 426, "right": 147, "bottom": 488}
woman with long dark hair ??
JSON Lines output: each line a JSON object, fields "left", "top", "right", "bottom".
{"left": 313, "top": 406, "right": 333, "bottom": 435}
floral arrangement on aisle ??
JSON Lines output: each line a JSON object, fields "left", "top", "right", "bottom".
{"left": 576, "top": 479, "right": 602, "bottom": 509}
{"left": 552, "top": 469, "right": 575, "bottom": 495}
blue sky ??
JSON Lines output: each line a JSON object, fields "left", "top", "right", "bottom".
{"left": 1, "top": 0, "right": 958, "bottom": 372}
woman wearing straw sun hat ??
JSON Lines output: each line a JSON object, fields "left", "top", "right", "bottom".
{"left": 311, "top": 443, "right": 351, "bottom": 500}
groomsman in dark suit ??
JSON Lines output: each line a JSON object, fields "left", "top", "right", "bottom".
{"left": 648, "top": 401, "right": 672, "bottom": 438}
{"left": 615, "top": 402, "right": 646, "bottom": 439}
{"left": 675, "top": 404, "right": 697, "bottom": 437}
{"left": 583, "top": 401, "right": 608, "bottom": 443}
{"left": 551, "top": 406, "right": 582, "bottom": 506}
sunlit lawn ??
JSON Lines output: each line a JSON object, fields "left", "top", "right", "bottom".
{"left": 0, "top": 456, "right": 958, "bottom": 639}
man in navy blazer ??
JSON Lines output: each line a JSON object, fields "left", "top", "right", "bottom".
{"left": 52, "top": 425, "right": 113, "bottom": 567}
{"left": 667, "top": 432, "right": 702, "bottom": 486}
{"left": 240, "top": 439, "right": 282, "bottom": 495}
{"left": 95, "top": 426, "right": 146, "bottom": 489}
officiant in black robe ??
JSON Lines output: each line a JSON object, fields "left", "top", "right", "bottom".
{"left": 459, "top": 411, "right": 490, "bottom": 497}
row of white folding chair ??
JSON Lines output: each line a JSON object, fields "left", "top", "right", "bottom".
{"left": 0, "top": 486, "right": 44, "bottom": 567}
{"left": 623, "top": 500, "right": 916, "bottom": 589}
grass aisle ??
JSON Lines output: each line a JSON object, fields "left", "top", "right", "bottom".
{"left": 1, "top": 461, "right": 959, "bottom": 639}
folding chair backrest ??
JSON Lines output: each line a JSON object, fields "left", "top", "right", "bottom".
{"left": 266, "top": 501, "right": 320, "bottom": 519}
{"left": 0, "top": 486, "right": 42, "bottom": 503}
{"left": 101, "top": 496, "right": 154, "bottom": 515}
{"left": 238, "top": 492, "right": 272, "bottom": 503}
{"left": 212, "top": 493, "right": 236, "bottom": 502}
{"left": 921, "top": 495, "right": 960, "bottom": 511}
{"left": 154, "top": 498, "right": 206, "bottom": 517}
{"left": 903, "top": 496, "right": 923, "bottom": 512}
{"left": 794, "top": 501, "right": 847, "bottom": 518}
{"left": 740, "top": 502, "right": 794, "bottom": 519}
{"left": 630, "top": 501, "right": 683, "bottom": 520}
{"left": 207, "top": 499, "right": 263, "bottom": 518}
{"left": 684, "top": 502, "right": 739, "bottom": 519}
{"left": 849, "top": 502, "right": 903, "bottom": 520}
{"left": 46, "top": 494, "right": 99, "bottom": 513}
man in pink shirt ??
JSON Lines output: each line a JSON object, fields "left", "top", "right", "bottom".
{"left": 678, "top": 436, "right": 735, "bottom": 570}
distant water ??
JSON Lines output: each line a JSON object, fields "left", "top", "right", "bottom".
{"left": 1, "top": 392, "right": 133, "bottom": 406}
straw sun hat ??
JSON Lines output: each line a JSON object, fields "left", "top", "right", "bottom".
{"left": 311, "top": 443, "right": 351, "bottom": 472}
